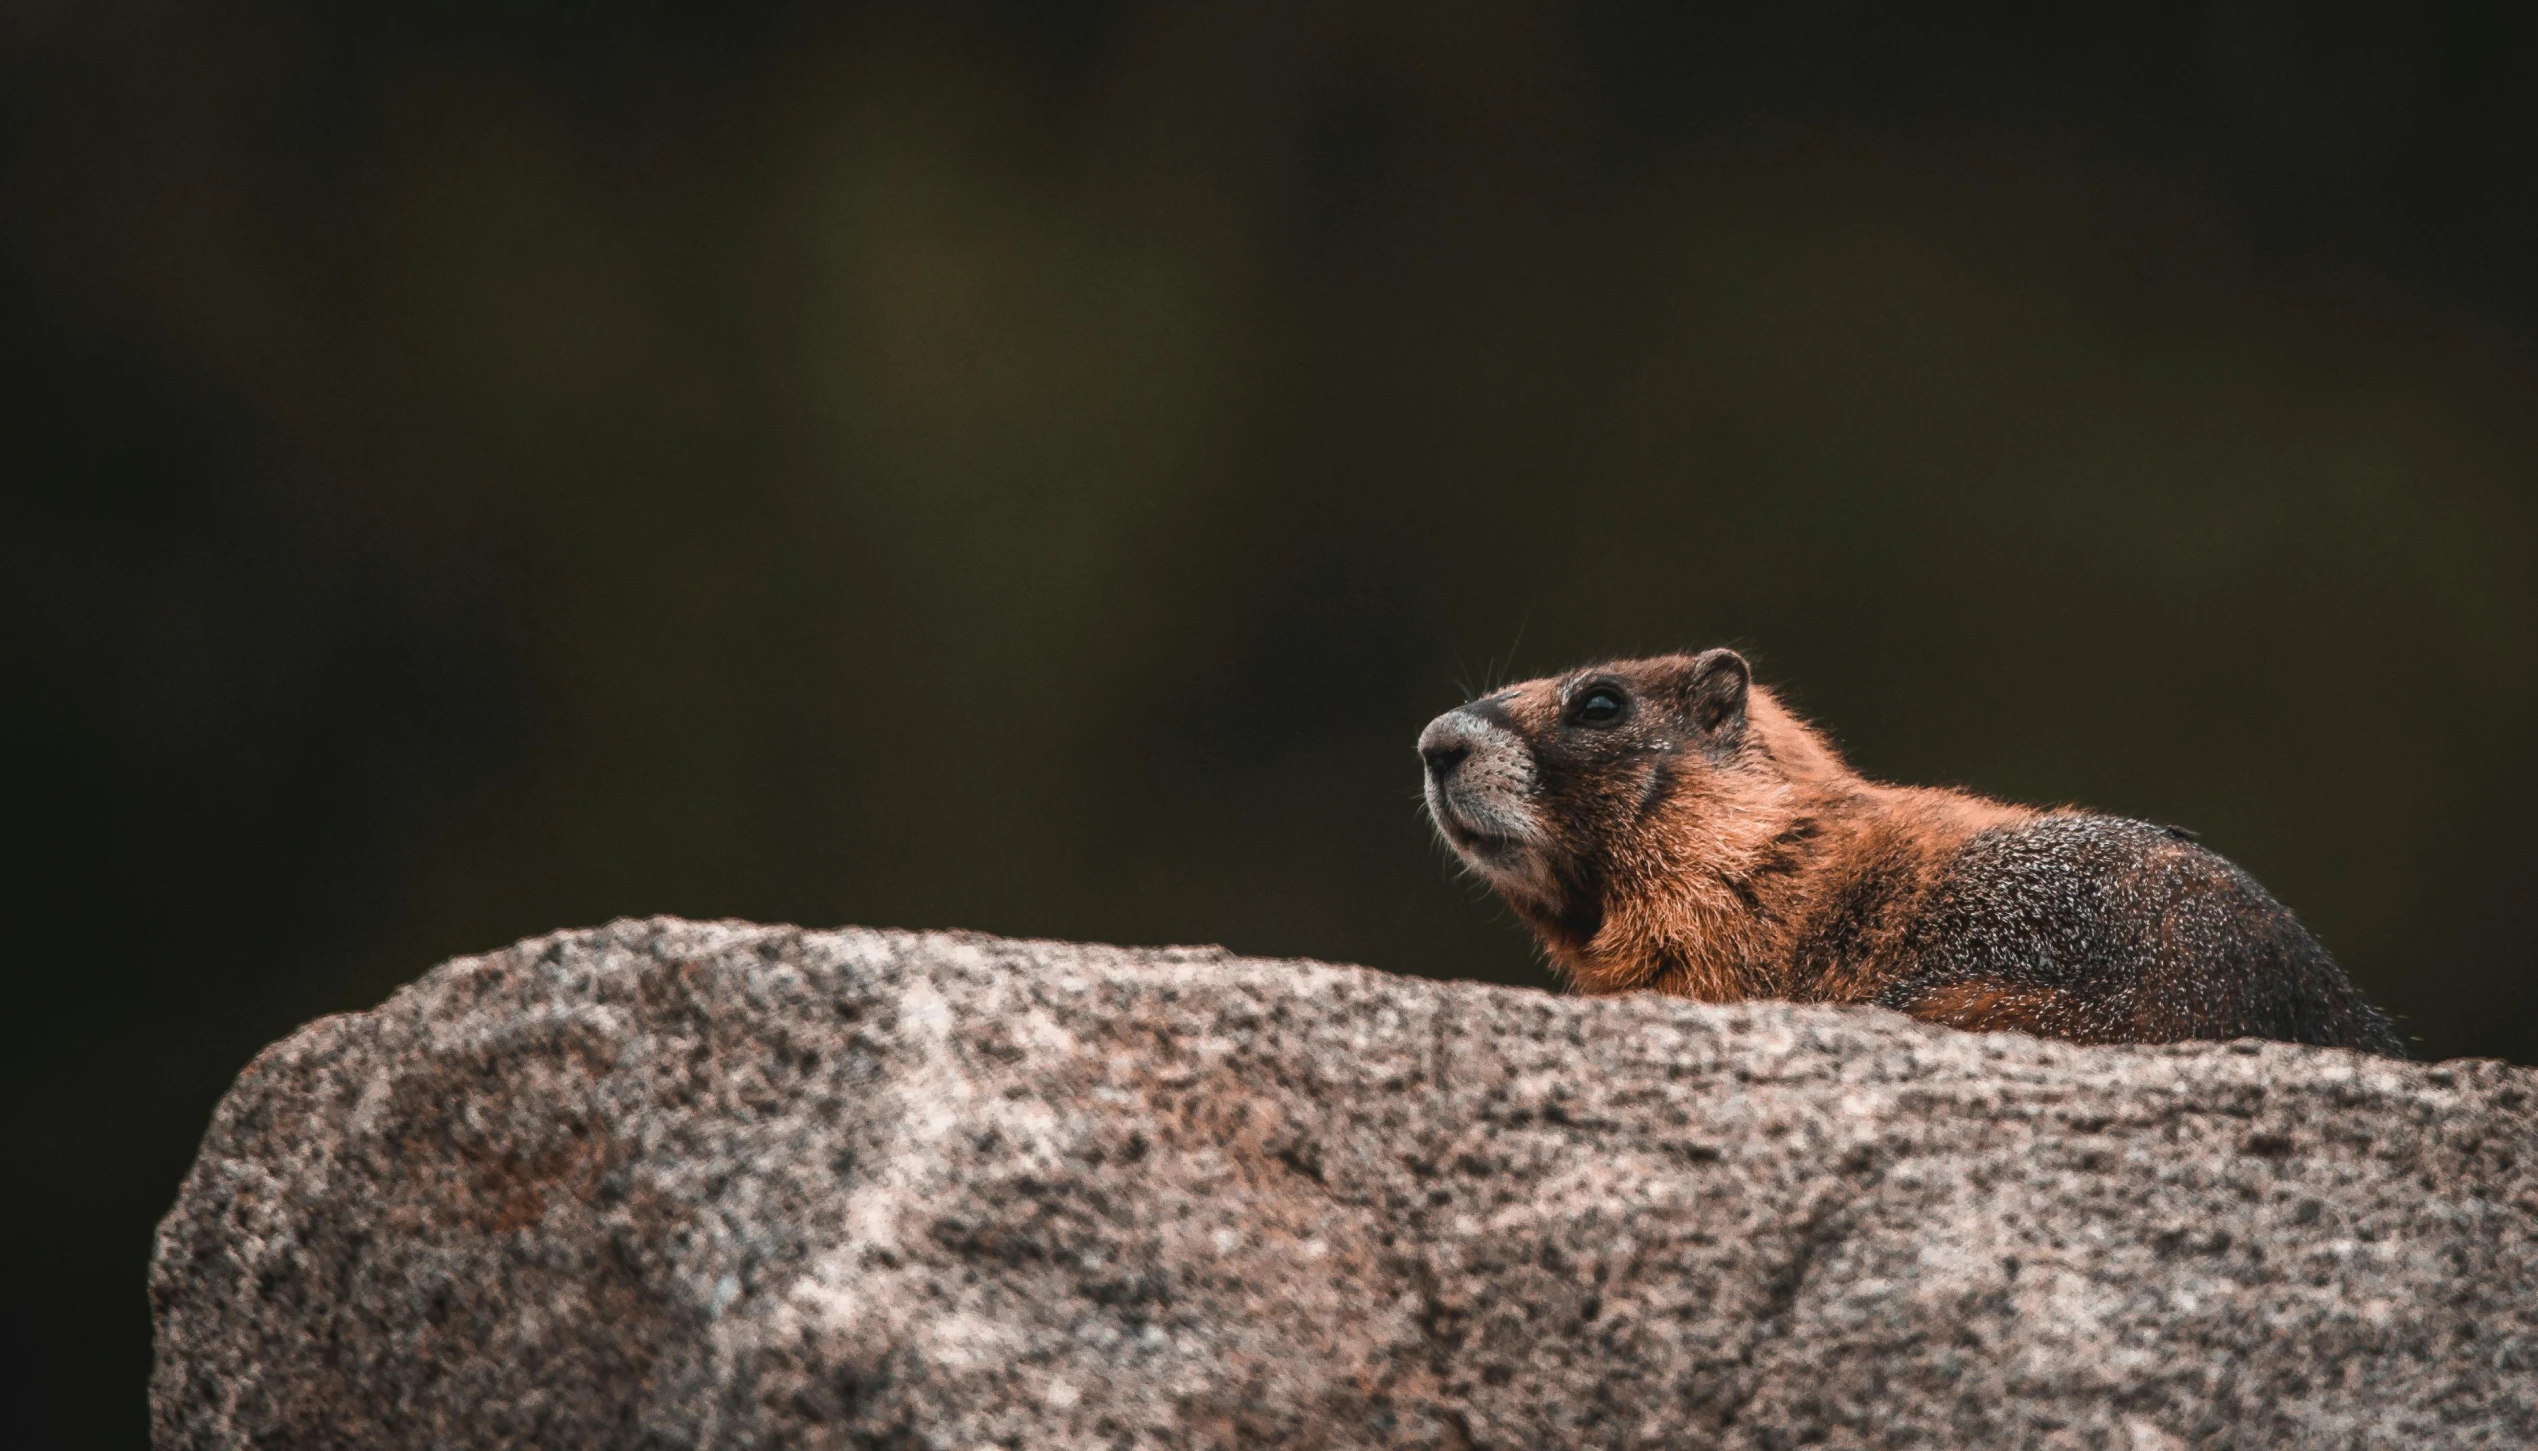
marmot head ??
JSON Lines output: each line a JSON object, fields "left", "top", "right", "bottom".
{"left": 1417, "top": 648, "right": 1840, "bottom": 992}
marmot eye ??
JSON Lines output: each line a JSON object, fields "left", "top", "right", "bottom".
{"left": 1573, "top": 686, "right": 1628, "bottom": 726}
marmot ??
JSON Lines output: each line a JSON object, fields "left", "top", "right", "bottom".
{"left": 1417, "top": 648, "right": 2405, "bottom": 1055}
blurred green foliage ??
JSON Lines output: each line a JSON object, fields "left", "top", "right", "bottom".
{"left": 5, "top": 2, "right": 2536, "bottom": 1443}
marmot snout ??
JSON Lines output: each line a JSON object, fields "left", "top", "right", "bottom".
{"left": 1419, "top": 648, "right": 2404, "bottom": 1055}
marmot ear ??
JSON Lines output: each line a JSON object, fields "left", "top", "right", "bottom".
{"left": 1678, "top": 648, "right": 1750, "bottom": 736}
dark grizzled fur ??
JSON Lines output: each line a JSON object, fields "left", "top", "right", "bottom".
{"left": 1869, "top": 817, "right": 2407, "bottom": 1055}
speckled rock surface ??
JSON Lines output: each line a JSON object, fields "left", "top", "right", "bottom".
{"left": 154, "top": 918, "right": 2538, "bottom": 1449}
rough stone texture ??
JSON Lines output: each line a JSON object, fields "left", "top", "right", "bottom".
{"left": 154, "top": 919, "right": 2538, "bottom": 1450}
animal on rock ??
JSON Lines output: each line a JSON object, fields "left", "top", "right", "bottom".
{"left": 1417, "top": 649, "right": 2406, "bottom": 1055}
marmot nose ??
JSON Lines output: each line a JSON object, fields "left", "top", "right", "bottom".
{"left": 1418, "top": 713, "right": 1477, "bottom": 783}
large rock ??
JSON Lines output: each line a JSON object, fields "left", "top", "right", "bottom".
{"left": 153, "top": 918, "right": 2538, "bottom": 1449}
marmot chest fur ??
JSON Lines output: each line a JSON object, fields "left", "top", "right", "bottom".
{"left": 1417, "top": 648, "right": 2404, "bottom": 1056}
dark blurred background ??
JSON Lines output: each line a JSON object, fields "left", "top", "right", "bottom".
{"left": 7, "top": 1, "right": 2537, "bottom": 1443}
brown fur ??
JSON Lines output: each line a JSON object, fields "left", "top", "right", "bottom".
{"left": 1417, "top": 649, "right": 2405, "bottom": 1054}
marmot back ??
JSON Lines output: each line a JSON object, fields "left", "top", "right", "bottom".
{"left": 1416, "top": 648, "right": 2405, "bottom": 1056}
